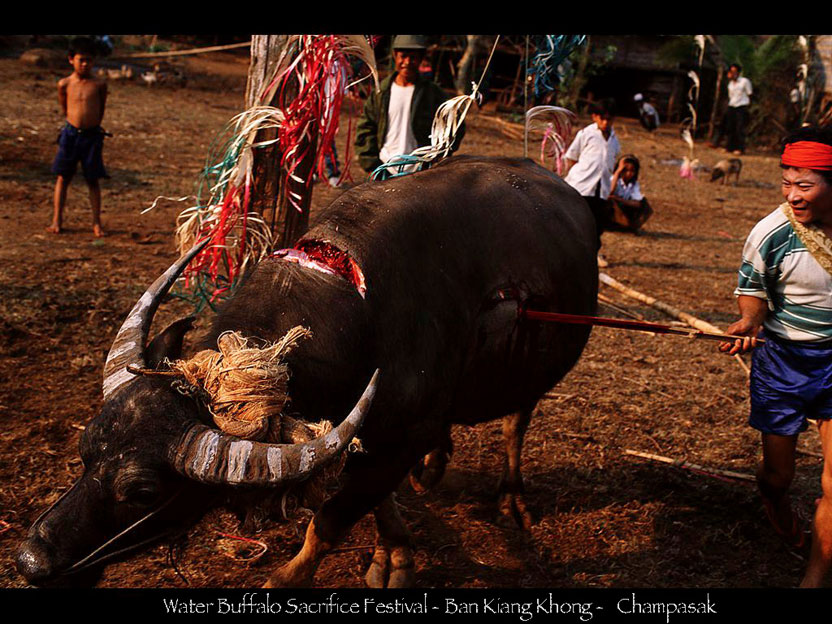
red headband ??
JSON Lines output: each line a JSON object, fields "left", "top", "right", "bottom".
{"left": 781, "top": 141, "right": 832, "bottom": 171}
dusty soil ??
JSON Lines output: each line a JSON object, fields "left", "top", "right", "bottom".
{"left": 0, "top": 48, "right": 824, "bottom": 589}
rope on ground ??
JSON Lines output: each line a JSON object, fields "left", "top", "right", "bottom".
{"left": 114, "top": 41, "right": 252, "bottom": 60}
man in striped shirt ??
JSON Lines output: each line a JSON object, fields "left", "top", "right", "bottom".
{"left": 720, "top": 126, "right": 832, "bottom": 587}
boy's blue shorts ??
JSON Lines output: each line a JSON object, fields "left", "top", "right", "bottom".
{"left": 749, "top": 332, "right": 832, "bottom": 436}
{"left": 51, "top": 123, "right": 108, "bottom": 181}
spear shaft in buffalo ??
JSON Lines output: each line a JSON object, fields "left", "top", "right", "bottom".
{"left": 522, "top": 309, "right": 765, "bottom": 344}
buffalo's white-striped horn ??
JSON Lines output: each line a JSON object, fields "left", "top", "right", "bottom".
{"left": 169, "top": 369, "right": 379, "bottom": 486}
{"left": 102, "top": 239, "right": 209, "bottom": 400}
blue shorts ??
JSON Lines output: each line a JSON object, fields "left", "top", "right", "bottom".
{"left": 51, "top": 123, "right": 108, "bottom": 181}
{"left": 749, "top": 332, "right": 832, "bottom": 436}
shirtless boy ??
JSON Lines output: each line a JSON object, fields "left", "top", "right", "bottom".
{"left": 48, "top": 36, "right": 108, "bottom": 237}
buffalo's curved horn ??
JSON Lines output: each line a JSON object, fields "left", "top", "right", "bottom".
{"left": 168, "top": 369, "right": 379, "bottom": 486}
{"left": 102, "top": 239, "right": 209, "bottom": 400}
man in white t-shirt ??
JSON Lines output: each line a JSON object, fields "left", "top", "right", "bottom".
{"left": 714, "top": 63, "right": 753, "bottom": 155}
{"left": 355, "top": 35, "right": 464, "bottom": 174}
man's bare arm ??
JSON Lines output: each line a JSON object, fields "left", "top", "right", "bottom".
{"left": 99, "top": 81, "right": 108, "bottom": 121}
{"left": 57, "top": 79, "right": 68, "bottom": 118}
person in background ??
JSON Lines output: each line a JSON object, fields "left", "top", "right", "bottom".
{"left": 607, "top": 154, "right": 652, "bottom": 233}
{"left": 562, "top": 98, "right": 621, "bottom": 267}
{"left": 354, "top": 35, "right": 463, "bottom": 175}
{"left": 711, "top": 63, "right": 752, "bottom": 155}
{"left": 634, "top": 93, "right": 660, "bottom": 131}
{"left": 47, "top": 35, "right": 109, "bottom": 237}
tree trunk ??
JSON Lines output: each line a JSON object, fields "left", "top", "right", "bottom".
{"left": 455, "top": 35, "right": 481, "bottom": 95}
{"left": 245, "top": 34, "right": 312, "bottom": 249}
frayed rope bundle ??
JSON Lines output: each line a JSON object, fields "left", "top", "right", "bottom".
{"left": 168, "top": 326, "right": 362, "bottom": 509}
{"left": 171, "top": 326, "right": 312, "bottom": 440}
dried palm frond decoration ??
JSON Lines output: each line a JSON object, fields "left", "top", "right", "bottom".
{"left": 679, "top": 37, "right": 705, "bottom": 180}
{"left": 525, "top": 105, "right": 576, "bottom": 175}
{"left": 173, "top": 106, "right": 285, "bottom": 303}
{"left": 148, "top": 35, "right": 378, "bottom": 310}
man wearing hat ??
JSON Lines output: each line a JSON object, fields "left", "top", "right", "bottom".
{"left": 355, "top": 35, "right": 464, "bottom": 173}
{"left": 634, "top": 93, "right": 660, "bottom": 131}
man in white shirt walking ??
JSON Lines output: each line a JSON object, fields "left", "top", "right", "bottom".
{"left": 562, "top": 98, "right": 621, "bottom": 266}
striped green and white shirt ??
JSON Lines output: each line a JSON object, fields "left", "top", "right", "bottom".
{"left": 736, "top": 207, "right": 832, "bottom": 342}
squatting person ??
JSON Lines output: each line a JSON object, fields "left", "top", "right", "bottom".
{"left": 719, "top": 125, "right": 832, "bottom": 588}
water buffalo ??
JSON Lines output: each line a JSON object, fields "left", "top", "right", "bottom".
{"left": 17, "top": 155, "right": 598, "bottom": 587}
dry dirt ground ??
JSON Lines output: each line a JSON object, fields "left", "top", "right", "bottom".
{"left": 0, "top": 49, "right": 825, "bottom": 589}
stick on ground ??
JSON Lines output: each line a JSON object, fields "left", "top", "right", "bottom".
{"left": 624, "top": 449, "right": 756, "bottom": 483}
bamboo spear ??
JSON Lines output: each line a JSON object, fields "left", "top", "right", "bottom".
{"left": 598, "top": 272, "right": 752, "bottom": 375}
{"left": 523, "top": 309, "right": 763, "bottom": 344}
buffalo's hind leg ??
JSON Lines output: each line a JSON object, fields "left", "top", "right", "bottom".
{"left": 365, "top": 493, "right": 415, "bottom": 588}
{"left": 263, "top": 449, "right": 421, "bottom": 588}
{"left": 497, "top": 409, "right": 534, "bottom": 531}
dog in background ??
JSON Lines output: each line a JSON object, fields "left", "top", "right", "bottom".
{"left": 710, "top": 158, "right": 742, "bottom": 185}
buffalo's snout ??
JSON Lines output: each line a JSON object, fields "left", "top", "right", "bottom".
{"left": 16, "top": 537, "right": 56, "bottom": 585}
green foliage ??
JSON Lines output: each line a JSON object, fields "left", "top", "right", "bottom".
{"left": 657, "top": 36, "right": 698, "bottom": 68}
{"left": 716, "top": 35, "right": 798, "bottom": 84}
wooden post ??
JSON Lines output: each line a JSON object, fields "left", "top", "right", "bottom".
{"left": 707, "top": 64, "right": 724, "bottom": 143}
{"left": 245, "top": 35, "right": 286, "bottom": 241}
{"left": 245, "top": 35, "right": 312, "bottom": 249}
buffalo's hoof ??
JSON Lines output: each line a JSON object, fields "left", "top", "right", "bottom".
{"left": 263, "top": 564, "right": 314, "bottom": 588}
{"left": 365, "top": 544, "right": 414, "bottom": 588}
{"left": 408, "top": 451, "right": 448, "bottom": 493}
{"left": 497, "top": 492, "right": 534, "bottom": 532}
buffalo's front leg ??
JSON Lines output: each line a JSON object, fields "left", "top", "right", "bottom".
{"left": 263, "top": 517, "right": 332, "bottom": 588}
{"left": 409, "top": 427, "right": 452, "bottom": 493}
{"left": 366, "top": 493, "right": 414, "bottom": 588}
{"left": 263, "top": 448, "right": 422, "bottom": 588}
{"left": 497, "top": 409, "right": 533, "bottom": 531}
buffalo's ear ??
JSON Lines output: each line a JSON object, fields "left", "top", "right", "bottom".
{"left": 146, "top": 317, "right": 195, "bottom": 369}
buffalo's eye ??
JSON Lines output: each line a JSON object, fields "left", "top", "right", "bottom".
{"left": 126, "top": 484, "right": 160, "bottom": 506}
{"left": 115, "top": 477, "right": 161, "bottom": 506}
